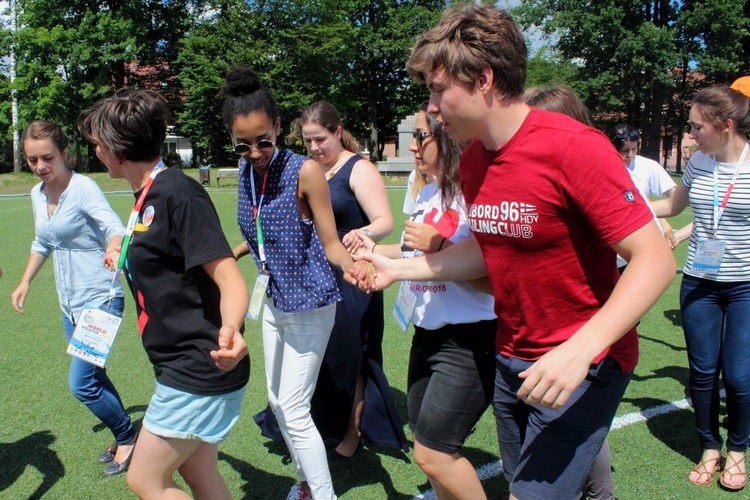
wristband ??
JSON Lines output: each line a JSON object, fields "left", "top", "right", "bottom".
{"left": 372, "top": 243, "right": 378, "bottom": 253}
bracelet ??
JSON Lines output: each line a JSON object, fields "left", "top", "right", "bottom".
{"left": 372, "top": 243, "right": 378, "bottom": 253}
{"left": 438, "top": 237, "right": 447, "bottom": 251}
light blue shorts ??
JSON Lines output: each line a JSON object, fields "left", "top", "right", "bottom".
{"left": 143, "top": 382, "right": 247, "bottom": 444}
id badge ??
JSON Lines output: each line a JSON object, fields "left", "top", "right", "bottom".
{"left": 693, "top": 239, "right": 726, "bottom": 275}
{"left": 392, "top": 281, "right": 417, "bottom": 334}
{"left": 247, "top": 274, "right": 269, "bottom": 321}
{"left": 67, "top": 303, "right": 123, "bottom": 367}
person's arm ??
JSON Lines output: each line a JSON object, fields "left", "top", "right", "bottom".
{"left": 658, "top": 218, "right": 676, "bottom": 249}
{"left": 298, "top": 159, "right": 376, "bottom": 288}
{"left": 104, "top": 235, "right": 124, "bottom": 271}
{"left": 516, "top": 221, "right": 675, "bottom": 408}
{"left": 10, "top": 253, "right": 47, "bottom": 314}
{"left": 81, "top": 179, "right": 126, "bottom": 270}
{"left": 233, "top": 241, "right": 250, "bottom": 261}
{"left": 351, "top": 236, "right": 487, "bottom": 290}
{"left": 402, "top": 220, "right": 448, "bottom": 254}
{"left": 350, "top": 229, "right": 403, "bottom": 259}
{"left": 203, "top": 256, "right": 249, "bottom": 372}
{"left": 650, "top": 184, "right": 689, "bottom": 218}
{"left": 672, "top": 222, "right": 694, "bottom": 249}
{"left": 342, "top": 159, "right": 393, "bottom": 253}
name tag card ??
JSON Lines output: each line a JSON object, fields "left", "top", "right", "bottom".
{"left": 693, "top": 239, "right": 726, "bottom": 275}
{"left": 392, "top": 281, "right": 417, "bottom": 334}
{"left": 67, "top": 304, "right": 123, "bottom": 367}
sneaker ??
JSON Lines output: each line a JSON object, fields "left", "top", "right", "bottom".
{"left": 286, "top": 484, "right": 312, "bottom": 500}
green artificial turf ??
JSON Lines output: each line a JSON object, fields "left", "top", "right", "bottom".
{"left": 0, "top": 174, "right": 744, "bottom": 499}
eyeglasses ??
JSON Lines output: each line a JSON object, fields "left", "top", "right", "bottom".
{"left": 412, "top": 130, "right": 433, "bottom": 148}
{"left": 611, "top": 130, "right": 639, "bottom": 143}
{"left": 234, "top": 139, "right": 275, "bottom": 154}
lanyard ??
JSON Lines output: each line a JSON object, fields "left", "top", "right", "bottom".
{"left": 712, "top": 142, "right": 749, "bottom": 236}
{"left": 108, "top": 161, "right": 166, "bottom": 298}
{"left": 248, "top": 161, "right": 270, "bottom": 267}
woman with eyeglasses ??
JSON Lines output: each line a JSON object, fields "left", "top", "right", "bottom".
{"left": 651, "top": 86, "right": 750, "bottom": 491}
{"left": 224, "top": 66, "right": 375, "bottom": 500}
{"left": 280, "top": 102, "right": 405, "bottom": 461}
{"left": 351, "top": 101, "right": 497, "bottom": 499}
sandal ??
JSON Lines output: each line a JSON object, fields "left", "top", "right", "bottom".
{"left": 689, "top": 455, "right": 724, "bottom": 486}
{"left": 719, "top": 454, "right": 747, "bottom": 491}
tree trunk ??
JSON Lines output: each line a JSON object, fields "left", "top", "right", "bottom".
{"left": 642, "top": 80, "right": 665, "bottom": 161}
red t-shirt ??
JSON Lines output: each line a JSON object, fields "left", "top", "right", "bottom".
{"left": 460, "top": 108, "right": 653, "bottom": 373}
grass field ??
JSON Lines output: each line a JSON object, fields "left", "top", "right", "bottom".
{"left": 0, "top": 170, "right": 744, "bottom": 499}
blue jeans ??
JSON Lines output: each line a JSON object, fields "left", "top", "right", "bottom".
{"left": 63, "top": 297, "right": 136, "bottom": 445}
{"left": 680, "top": 274, "right": 750, "bottom": 452}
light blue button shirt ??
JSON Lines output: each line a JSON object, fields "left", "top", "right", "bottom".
{"left": 30, "top": 172, "right": 125, "bottom": 321}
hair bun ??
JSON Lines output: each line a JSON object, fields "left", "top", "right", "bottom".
{"left": 224, "top": 66, "right": 262, "bottom": 96}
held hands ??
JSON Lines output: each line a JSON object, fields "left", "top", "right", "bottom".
{"left": 349, "top": 229, "right": 376, "bottom": 256}
{"left": 349, "top": 253, "right": 398, "bottom": 292}
{"left": 403, "top": 220, "right": 443, "bottom": 253}
{"left": 344, "top": 259, "right": 378, "bottom": 291}
{"left": 516, "top": 342, "right": 592, "bottom": 409}
{"left": 210, "top": 325, "right": 248, "bottom": 372}
{"left": 659, "top": 219, "right": 677, "bottom": 250}
{"left": 104, "top": 243, "right": 122, "bottom": 271}
{"left": 342, "top": 229, "right": 368, "bottom": 255}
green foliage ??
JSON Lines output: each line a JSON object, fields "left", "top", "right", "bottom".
{"left": 514, "top": 0, "right": 749, "bottom": 162}
{"left": 176, "top": 0, "right": 443, "bottom": 165}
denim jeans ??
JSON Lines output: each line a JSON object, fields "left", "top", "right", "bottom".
{"left": 262, "top": 300, "right": 337, "bottom": 500}
{"left": 62, "top": 297, "right": 136, "bottom": 445}
{"left": 680, "top": 274, "right": 750, "bottom": 452}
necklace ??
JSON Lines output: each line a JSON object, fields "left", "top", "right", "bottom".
{"left": 323, "top": 153, "right": 355, "bottom": 180}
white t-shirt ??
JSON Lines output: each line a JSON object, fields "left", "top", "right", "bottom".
{"left": 617, "top": 155, "right": 676, "bottom": 268}
{"left": 402, "top": 170, "right": 418, "bottom": 215}
{"left": 627, "top": 155, "right": 676, "bottom": 199}
{"left": 402, "top": 183, "right": 496, "bottom": 329}
{"left": 682, "top": 150, "right": 750, "bottom": 281}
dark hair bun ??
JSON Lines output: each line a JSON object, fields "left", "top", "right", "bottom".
{"left": 225, "top": 66, "right": 262, "bottom": 96}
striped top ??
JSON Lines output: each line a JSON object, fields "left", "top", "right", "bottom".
{"left": 683, "top": 148, "right": 750, "bottom": 281}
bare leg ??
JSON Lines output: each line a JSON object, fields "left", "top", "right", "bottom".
{"left": 178, "top": 441, "right": 232, "bottom": 500}
{"left": 127, "top": 429, "right": 229, "bottom": 500}
{"left": 413, "top": 441, "right": 487, "bottom": 500}
{"left": 334, "top": 373, "right": 365, "bottom": 457}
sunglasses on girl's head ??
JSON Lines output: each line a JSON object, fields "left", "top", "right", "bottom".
{"left": 611, "top": 130, "right": 639, "bottom": 142}
{"left": 234, "top": 139, "right": 275, "bottom": 154}
{"left": 412, "top": 130, "right": 433, "bottom": 148}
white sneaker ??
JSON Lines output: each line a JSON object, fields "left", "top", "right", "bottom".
{"left": 286, "top": 484, "right": 312, "bottom": 500}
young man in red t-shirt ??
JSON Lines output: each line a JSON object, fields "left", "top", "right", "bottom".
{"left": 353, "top": 4, "right": 675, "bottom": 499}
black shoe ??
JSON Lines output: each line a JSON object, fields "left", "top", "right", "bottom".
{"left": 98, "top": 441, "right": 117, "bottom": 464}
{"left": 103, "top": 434, "right": 137, "bottom": 476}
{"left": 327, "top": 448, "right": 352, "bottom": 463}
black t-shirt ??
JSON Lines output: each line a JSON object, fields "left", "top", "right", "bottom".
{"left": 125, "top": 166, "right": 249, "bottom": 395}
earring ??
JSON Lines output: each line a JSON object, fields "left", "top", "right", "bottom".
{"left": 118, "top": 160, "right": 123, "bottom": 165}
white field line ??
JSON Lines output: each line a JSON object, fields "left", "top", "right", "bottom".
{"left": 412, "top": 391, "right": 726, "bottom": 499}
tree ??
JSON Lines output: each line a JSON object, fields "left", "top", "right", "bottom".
{"left": 514, "top": 0, "right": 749, "bottom": 166}
{"left": 8, "top": 0, "right": 194, "bottom": 171}
{"left": 176, "top": 0, "right": 445, "bottom": 165}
